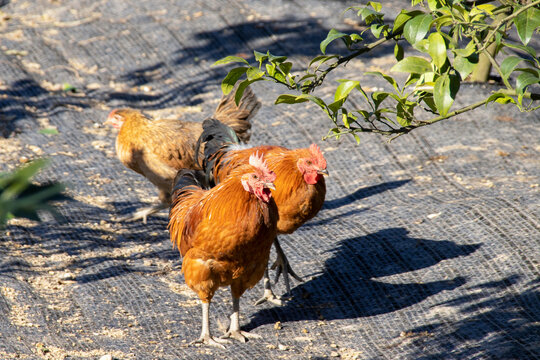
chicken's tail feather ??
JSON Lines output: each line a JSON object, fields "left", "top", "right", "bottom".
{"left": 194, "top": 118, "right": 242, "bottom": 186}
{"left": 212, "top": 84, "right": 260, "bottom": 143}
{"left": 171, "top": 169, "right": 208, "bottom": 205}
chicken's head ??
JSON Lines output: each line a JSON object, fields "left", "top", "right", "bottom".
{"left": 105, "top": 109, "right": 125, "bottom": 129}
{"left": 241, "top": 153, "right": 276, "bottom": 202}
{"left": 297, "top": 143, "right": 328, "bottom": 185}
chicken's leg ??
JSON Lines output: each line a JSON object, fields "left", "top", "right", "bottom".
{"left": 113, "top": 202, "right": 168, "bottom": 224}
{"left": 254, "top": 268, "right": 283, "bottom": 306}
{"left": 270, "top": 238, "right": 303, "bottom": 295}
{"left": 191, "top": 301, "right": 229, "bottom": 349}
{"left": 222, "top": 295, "right": 262, "bottom": 342}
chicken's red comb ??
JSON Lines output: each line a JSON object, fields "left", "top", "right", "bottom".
{"left": 309, "top": 143, "right": 327, "bottom": 168}
{"left": 107, "top": 109, "right": 118, "bottom": 119}
{"left": 249, "top": 152, "right": 272, "bottom": 176}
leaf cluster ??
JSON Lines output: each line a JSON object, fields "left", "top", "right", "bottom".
{"left": 0, "top": 159, "right": 68, "bottom": 228}
{"left": 215, "top": 0, "right": 539, "bottom": 141}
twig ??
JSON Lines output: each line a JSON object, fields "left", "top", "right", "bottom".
{"left": 478, "top": 0, "right": 540, "bottom": 52}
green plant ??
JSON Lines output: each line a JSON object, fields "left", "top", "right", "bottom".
{"left": 215, "top": 0, "right": 540, "bottom": 142}
{"left": 0, "top": 159, "right": 67, "bottom": 228}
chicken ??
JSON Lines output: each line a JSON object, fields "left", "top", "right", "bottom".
{"left": 105, "top": 85, "right": 260, "bottom": 223}
{"left": 199, "top": 119, "right": 328, "bottom": 305}
{"left": 168, "top": 154, "right": 278, "bottom": 348}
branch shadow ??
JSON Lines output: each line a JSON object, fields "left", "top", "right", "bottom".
{"left": 1, "top": 199, "right": 177, "bottom": 283}
{"left": 403, "top": 276, "right": 540, "bottom": 359}
{"left": 323, "top": 179, "right": 411, "bottom": 210}
{"left": 244, "top": 227, "right": 479, "bottom": 330}
{"left": 1, "top": 16, "right": 395, "bottom": 137}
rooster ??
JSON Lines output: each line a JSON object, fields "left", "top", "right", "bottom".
{"left": 199, "top": 119, "right": 328, "bottom": 304}
{"left": 105, "top": 85, "right": 260, "bottom": 223}
{"left": 169, "top": 154, "right": 278, "bottom": 348}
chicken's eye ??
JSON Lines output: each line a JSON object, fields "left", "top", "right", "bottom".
{"left": 306, "top": 160, "right": 313, "bottom": 165}
{"left": 252, "top": 174, "right": 258, "bottom": 179}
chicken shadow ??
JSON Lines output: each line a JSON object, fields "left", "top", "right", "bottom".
{"left": 402, "top": 276, "right": 540, "bottom": 359}
{"left": 244, "top": 227, "right": 480, "bottom": 329}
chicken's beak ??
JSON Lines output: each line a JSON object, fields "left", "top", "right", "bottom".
{"left": 265, "top": 182, "right": 276, "bottom": 191}
{"left": 317, "top": 169, "right": 329, "bottom": 177}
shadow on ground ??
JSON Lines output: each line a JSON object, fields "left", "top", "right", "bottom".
{"left": 245, "top": 227, "right": 479, "bottom": 329}
{"left": 405, "top": 276, "right": 540, "bottom": 360}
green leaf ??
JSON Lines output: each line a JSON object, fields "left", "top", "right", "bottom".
{"left": 275, "top": 94, "right": 328, "bottom": 113}
{"left": 246, "top": 67, "right": 265, "bottom": 81}
{"left": 213, "top": 56, "right": 249, "bottom": 66}
{"left": 500, "top": 56, "right": 524, "bottom": 80}
{"left": 403, "top": 13, "right": 432, "bottom": 45}
{"left": 254, "top": 51, "right": 269, "bottom": 67}
{"left": 221, "top": 67, "right": 248, "bottom": 94}
{"left": 515, "top": 7, "right": 540, "bottom": 45}
{"left": 371, "top": 91, "right": 390, "bottom": 108}
{"left": 328, "top": 99, "right": 346, "bottom": 113}
{"left": 320, "top": 29, "right": 348, "bottom": 54}
{"left": 394, "top": 43, "right": 404, "bottom": 61}
{"left": 393, "top": 10, "right": 423, "bottom": 34}
{"left": 367, "top": 1, "right": 382, "bottom": 12}
{"left": 266, "top": 63, "right": 276, "bottom": 77}
{"left": 391, "top": 56, "right": 431, "bottom": 74}
{"left": 234, "top": 79, "right": 262, "bottom": 105}
{"left": 453, "top": 40, "right": 476, "bottom": 57}
{"left": 366, "top": 71, "right": 400, "bottom": 92}
{"left": 486, "top": 92, "right": 517, "bottom": 105}
{"left": 453, "top": 53, "right": 478, "bottom": 80}
{"left": 334, "top": 80, "right": 360, "bottom": 102}
{"left": 278, "top": 62, "right": 293, "bottom": 75}
{"left": 503, "top": 42, "right": 537, "bottom": 59}
{"left": 516, "top": 71, "right": 540, "bottom": 95}
{"left": 428, "top": 32, "right": 447, "bottom": 69}
{"left": 39, "top": 128, "right": 59, "bottom": 135}
{"left": 396, "top": 101, "right": 414, "bottom": 126}
{"left": 422, "top": 94, "right": 438, "bottom": 113}
{"left": 427, "top": 0, "right": 443, "bottom": 12}
{"left": 275, "top": 94, "right": 309, "bottom": 105}
{"left": 268, "top": 53, "right": 287, "bottom": 64}
{"left": 433, "top": 73, "right": 460, "bottom": 116}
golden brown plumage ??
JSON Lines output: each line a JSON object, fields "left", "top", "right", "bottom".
{"left": 105, "top": 86, "right": 260, "bottom": 222}
{"left": 213, "top": 145, "right": 327, "bottom": 236}
{"left": 199, "top": 121, "right": 328, "bottom": 303}
{"left": 169, "top": 154, "right": 278, "bottom": 347}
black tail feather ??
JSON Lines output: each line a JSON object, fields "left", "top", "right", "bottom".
{"left": 171, "top": 169, "right": 209, "bottom": 204}
{"left": 194, "top": 118, "right": 242, "bottom": 186}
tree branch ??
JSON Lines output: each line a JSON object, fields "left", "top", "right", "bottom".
{"left": 478, "top": 0, "right": 540, "bottom": 52}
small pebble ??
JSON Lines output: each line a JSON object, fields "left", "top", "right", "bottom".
{"left": 330, "top": 351, "right": 340, "bottom": 357}
{"left": 278, "top": 344, "right": 288, "bottom": 351}
{"left": 99, "top": 355, "right": 113, "bottom": 360}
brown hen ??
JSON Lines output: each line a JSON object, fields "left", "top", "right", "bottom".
{"left": 168, "top": 154, "right": 278, "bottom": 347}
{"left": 105, "top": 86, "right": 260, "bottom": 222}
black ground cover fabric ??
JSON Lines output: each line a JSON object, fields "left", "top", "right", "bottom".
{"left": 0, "top": 0, "right": 538, "bottom": 359}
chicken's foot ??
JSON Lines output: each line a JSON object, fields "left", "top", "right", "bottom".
{"left": 254, "top": 268, "right": 283, "bottom": 306}
{"left": 222, "top": 296, "right": 262, "bottom": 342}
{"left": 113, "top": 203, "right": 168, "bottom": 224}
{"left": 191, "top": 301, "right": 229, "bottom": 349}
{"left": 271, "top": 238, "right": 303, "bottom": 295}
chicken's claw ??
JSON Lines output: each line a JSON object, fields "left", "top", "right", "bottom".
{"left": 221, "top": 330, "right": 262, "bottom": 343}
{"left": 271, "top": 239, "right": 303, "bottom": 295}
{"left": 190, "top": 335, "right": 229, "bottom": 349}
{"left": 254, "top": 288, "right": 283, "bottom": 306}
